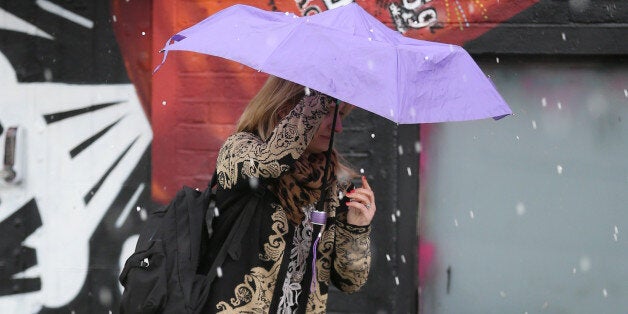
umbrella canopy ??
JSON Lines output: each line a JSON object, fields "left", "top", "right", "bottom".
{"left": 157, "top": 3, "right": 512, "bottom": 124}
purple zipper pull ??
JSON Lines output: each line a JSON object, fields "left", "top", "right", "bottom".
{"left": 310, "top": 210, "right": 327, "bottom": 292}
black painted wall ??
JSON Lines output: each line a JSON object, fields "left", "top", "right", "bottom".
{"left": 465, "top": 0, "right": 628, "bottom": 55}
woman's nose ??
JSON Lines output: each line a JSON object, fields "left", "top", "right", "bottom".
{"left": 333, "top": 117, "right": 343, "bottom": 133}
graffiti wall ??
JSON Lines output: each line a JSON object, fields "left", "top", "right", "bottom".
{"left": 0, "top": 0, "right": 151, "bottom": 312}
{"left": 1, "top": 0, "right": 625, "bottom": 313}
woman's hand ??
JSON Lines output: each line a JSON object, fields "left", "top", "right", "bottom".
{"left": 345, "top": 176, "right": 376, "bottom": 226}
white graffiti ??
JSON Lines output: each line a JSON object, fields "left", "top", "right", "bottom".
{"left": 389, "top": 0, "right": 438, "bottom": 33}
{"left": 0, "top": 32, "right": 151, "bottom": 314}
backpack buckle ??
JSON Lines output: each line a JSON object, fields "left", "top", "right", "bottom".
{"left": 140, "top": 257, "right": 150, "bottom": 268}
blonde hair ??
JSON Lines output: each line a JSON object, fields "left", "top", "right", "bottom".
{"left": 236, "top": 76, "right": 358, "bottom": 181}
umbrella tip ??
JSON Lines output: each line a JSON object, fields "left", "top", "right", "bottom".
{"left": 492, "top": 114, "right": 510, "bottom": 121}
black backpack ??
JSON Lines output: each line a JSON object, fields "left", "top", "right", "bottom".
{"left": 118, "top": 173, "right": 219, "bottom": 314}
{"left": 119, "top": 172, "right": 267, "bottom": 314}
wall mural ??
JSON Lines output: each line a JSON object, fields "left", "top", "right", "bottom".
{"left": 0, "top": 0, "right": 537, "bottom": 312}
{"left": 0, "top": 1, "right": 151, "bottom": 313}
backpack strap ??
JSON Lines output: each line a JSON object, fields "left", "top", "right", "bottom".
{"left": 205, "top": 191, "right": 261, "bottom": 284}
{"left": 208, "top": 169, "right": 218, "bottom": 189}
{"left": 205, "top": 170, "right": 219, "bottom": 238}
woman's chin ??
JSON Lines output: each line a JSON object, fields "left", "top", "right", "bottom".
{"left": 306, "top": 144, "right": 328, "bottom": 154}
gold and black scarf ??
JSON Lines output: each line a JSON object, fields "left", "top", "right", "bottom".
{"left": 273, "top": 152, "right": 338, "bottom": 225}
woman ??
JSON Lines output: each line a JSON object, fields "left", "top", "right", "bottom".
{"left": 204, "top": 76, "right": 376, "bottom": 313}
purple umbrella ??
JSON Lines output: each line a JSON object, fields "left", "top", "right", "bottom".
{"left": 156, "top": 3, "right": 511, "bottom": 124}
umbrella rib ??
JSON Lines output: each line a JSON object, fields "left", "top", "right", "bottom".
{"left": 395, "top": 45, "right": 402, "bottom": 123}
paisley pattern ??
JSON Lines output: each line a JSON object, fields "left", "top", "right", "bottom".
{"left": 332, "top": 215, "right": 371, "bottom": 293}
{"left": 216, "top": 94, "right": 330, "bottom": 190}
{"left": 277, "top": 204, "right": 314, "bottom": 313}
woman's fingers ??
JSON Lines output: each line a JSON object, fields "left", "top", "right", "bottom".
{"left": 346, "top": 191, "right": 369, "bottom": 204}
{"left": 361, "top": 175, "right": 371, "bottom": 191}
{"left": 345, "top": 175, "right": 377, "bottom": 226}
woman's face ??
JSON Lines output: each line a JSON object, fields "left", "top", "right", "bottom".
{"left": 306, "top": 101, "right": 351, "bottom": 153}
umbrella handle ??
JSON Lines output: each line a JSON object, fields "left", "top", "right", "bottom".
{"left": 315, "top": 99, "right": 341, "bottom": 213}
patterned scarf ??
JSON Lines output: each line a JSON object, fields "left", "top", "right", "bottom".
{"left": 273, "top": 152, "right": 337, "bottom": 225}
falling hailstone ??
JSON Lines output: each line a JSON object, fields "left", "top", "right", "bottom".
{"left": 400, "top": 255, "right": 406, "bottom": 263}
{"left": 561, "top": 32, "right": 567, "bottom": 41}
{"left": 516, "top": 202, "right": 526, "bottom": 216}
{"left": 496, "top": 57, "right": 500, "bottom": 64}
{"left": 249, "top": 176, "right": 259, "bottom": 189}
{"left": 542, "top": 97, "right": 547, "bottom": 107}
{"left": 499, "top": 291, "right": 507, "bottom": 298}
{"left": 139, "top": 209, "right": 148, "bottom": 221}
{"left": 386, "top": 254, "right": 391, "bottom": 261}
{"left": 579, "top": 256, "right": 591, "bottom": 272}
{"left": 217, "top": 266, "right": 223, "bottom": 278}
{"left": 112, "top": 15, "right": 117, "bottom": 22}
{"left": 396, "top": 210, "right": 401, "bottom": 217}
{"left": 338, "top": 192, "right": 344, "bottom": 200}
{"left": 572, "top": 267, "right": 577, "bottom": 274}
{"left": 214, "top": 207, "right": 220, "bottom": 217}
{"left": 304, "top": 87, "right": 311, "bottom": 95}
{"left": 407, "top": 167, "right": 412, "bottom": 176}
{"left": 532, "top": 120, "right": 537, "bottom": 129}
{"left": 141, "top": 31, "right": 146, "bottom": 36}
{"left": 454, "top": 219, "right": 459, "bottom": 227}
{"left": 99, "top": 287, "right": 113, "bottom": 307}
{"left": 556, "top": 165, "right": 563, "bottom": 175}
{"left": 469, "top": 210, "right": 475, "bottom": 219}
{"left": 44, "top": 68, "right": 53, "bottom": 81}
{"left": 395, "top": 276, "right": 400, "bottom": 286}
{"left": 398, "top": 145, "right": 404, "bottom": 155}
{"left": 624, "top": 89, "right": 627, "bottom": 97}
{"left": 613, "top": 226, "right": 619, "bottom": 242}
{"left": 557, "top": 102, "right": 562, "bottom": 110}
{"left": 371, "top": 133, "right": 376, "bottom": 139}
{"left": 360, "top": 168, "right": 365, "bottom": 174}
{"left": 391, "top": 214, "right": 396, "bottom": 223}
{"left": 414, "top": 141, "right": 422, "bottom": 153}
{"left": 162, "top": 100, "right": 167, "bottom": 106}
{"left": 603, "top": 288, "right": 608, "bottom": 298}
